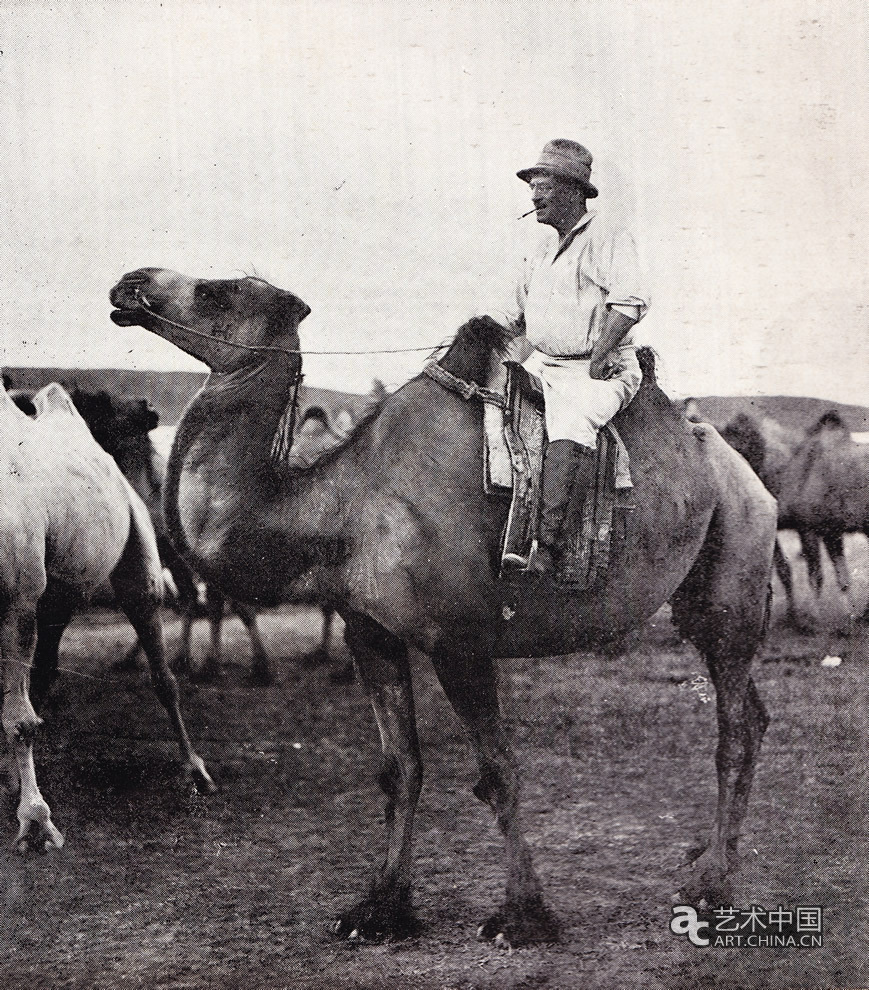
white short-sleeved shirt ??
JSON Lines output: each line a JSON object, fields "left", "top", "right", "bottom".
{"left": 488, "top": 211, "right": 650, "bottom": 357}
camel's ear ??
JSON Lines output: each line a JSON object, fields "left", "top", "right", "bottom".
{"left": 269, "top": 292, "right": 311, "bottom": 332}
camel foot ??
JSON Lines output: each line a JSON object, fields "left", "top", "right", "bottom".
{"left": 300, "top": 647, "right": 331, "bottom": 669}
{"left": 113, "top": 644, "right": 143, "bottom": 672}
{"left": 476, "top": 896, "right": 561, "bottom": 949}
{"left": 168, "top": 652, "right": 193, "bottom": 679}
{"left": 333, "top": 889, "right": 420, "bottom": 942}
{"left": 184, "top": 756, "right": 217, "bottom": 795}
{"left": 15, "top": 807, "right": 65, "bottom": 855}
{"left": 785, "top": 612, "right": 818, "bottom": 635}
{"left": 675, "top": 848, "right": 733, "bottom": 908}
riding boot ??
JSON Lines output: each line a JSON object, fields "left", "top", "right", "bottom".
{"left": 527, "top": 440, "right": 596, "bottom": 579}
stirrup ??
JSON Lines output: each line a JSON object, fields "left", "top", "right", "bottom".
{"left": 501, "top": 552, "right": 530, "bottom": 572}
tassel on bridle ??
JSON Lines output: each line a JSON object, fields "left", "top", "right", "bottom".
{"left": 135, "top": 295, "right": 305, "bottom": 474}
{"left": 269, "top": 371, "right": 303, "bottom": 472}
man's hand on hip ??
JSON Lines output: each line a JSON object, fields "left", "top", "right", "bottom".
{"left": 589, "top": 352, "right": 621, "bottom": 380}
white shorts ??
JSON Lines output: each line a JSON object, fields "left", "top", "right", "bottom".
{"left": 526, "top": 346, "right": 642, "bottom": 448}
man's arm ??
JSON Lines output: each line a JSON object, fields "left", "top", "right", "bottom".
{"left": 589, "top": 306, "right": 637, "bottom": 380}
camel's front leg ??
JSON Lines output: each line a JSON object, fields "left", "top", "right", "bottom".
{"left": 2, "top": 610, "right": 64, "bottom": 852}
{"left": 432, "top": 652, "right": 559, "bottom": 948}
{"left": 682, "top": 629, "right": 768, "bottom": 906}
{"left": 335, "top": 613, "right": 422, "bottom": 941}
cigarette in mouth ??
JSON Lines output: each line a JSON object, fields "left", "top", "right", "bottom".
{"left": 517, "top": 209, "right": 536, "bottom": 219}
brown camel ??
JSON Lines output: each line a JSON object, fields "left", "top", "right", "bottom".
{"left": 109, "top": 268, "right": 776, "bottom": 946}
{"left": 720, "top": 412, "right": 813, "bottom": 626}
{"left": 0, "top": 379, "right": 214, "bottom": 852}
{"left": 77, "top": 389, "right": 273, "bottom": 683}
{"left": 777, "top": 410, "right": 869, "bottom": 623}
{"left": 86, "top": 389, "right": 346, "bottom": 681}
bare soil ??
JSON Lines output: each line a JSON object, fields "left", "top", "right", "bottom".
{"left": 1, "top": 534, "right": 867, "bottom": 990}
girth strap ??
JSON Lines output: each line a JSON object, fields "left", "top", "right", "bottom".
{"left": 422, "top": 362, "right": 506, "bottom": 407}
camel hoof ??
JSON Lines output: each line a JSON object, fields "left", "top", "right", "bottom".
{"left": 476, "top": 897, "right": 561, "bottom": 948}
{"left": 187, "top": 760, "right": 217, "bottom": 796}
{"left": 301, "top": 647, "right": 331, "bottom": 669}
{"left": 112, "top": 649, "right": 143, "bottom": 672}
{"left": 786, "top": 614, "right": 818, "bottom": 635}
{"left": 676, "top": 850, "right": 733, "bottom": 907}
{"left": 333, "top": 894, "right": 420, "bottom": 942}
{"left": 15, "top": 819, "right": 65, "bottom": 855}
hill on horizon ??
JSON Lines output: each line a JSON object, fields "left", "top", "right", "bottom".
{"left": 688, "top": 394, "right": 869, "bottom": 433}
{"left": 1, "top": 366, "right": 372, "bottom": 427}
{"left": 3, "top": 366, "right": 867, "bottom": 435}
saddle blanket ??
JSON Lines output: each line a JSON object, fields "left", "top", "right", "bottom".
{"left": 484, "top": 362, "right": 635, "bottom": 589}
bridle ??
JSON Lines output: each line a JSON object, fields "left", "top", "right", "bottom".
{"left": 133, "top": 289, "right": 440, "bottom": 356}
{"left": 127, "top": 286, "right": 454, "bottom": 471}
{"left": 135, "top": 290, "right": 304, "bottom": 358}
{"left": 134, "top": 289, "right": 304, "bottom": 470}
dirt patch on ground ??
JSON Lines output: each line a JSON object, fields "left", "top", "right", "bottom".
{"left": 1, "top": 539, "right": 868, "bottom": 990}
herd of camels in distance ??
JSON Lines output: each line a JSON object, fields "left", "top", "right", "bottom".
{"left": 0, "top": 264, "right": 866, "bottom": 947}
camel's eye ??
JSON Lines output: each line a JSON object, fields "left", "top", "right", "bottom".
{"left": 196, "top": 281, "right": 234, "bottom": 312}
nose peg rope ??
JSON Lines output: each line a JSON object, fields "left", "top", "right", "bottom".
{"left": 134, "top": 295, "right": 443, "bottom": 358}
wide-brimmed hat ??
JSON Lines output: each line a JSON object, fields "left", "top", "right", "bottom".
{"left": 517, "top": 139, "right": 599, "bottom": 198}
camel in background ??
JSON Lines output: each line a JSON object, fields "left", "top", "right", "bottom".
{"left": 109, "top": 268, "right": 776, "bottom": 947}
{"left": 0, "top": 379, "right": 213, "bottom": 852}
{"left": 73, "top": 389, "right": 273, "bottom": 683}
{"left": 724, "top": 409, "right": 869, "bottom": 627}
{"left": 78, "top": 388, "right": 348, "bottom": 681}
{"left": 720, "top": 412, "right": 810, "bottom": 626}
{"left": 777, "top": 410, "right": 869, "bottom": 624}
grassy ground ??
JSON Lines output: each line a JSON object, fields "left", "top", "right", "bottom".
{"left": 0, "top": 536, "right": 867, "bottom": 990}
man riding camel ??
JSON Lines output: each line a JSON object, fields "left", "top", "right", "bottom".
{"left": 487, "top": 138, "right": 650, "bottom": 580}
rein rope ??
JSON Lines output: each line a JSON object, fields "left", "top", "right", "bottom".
{"left": 135, "top": 296, "right": 503, "bottom": 467}
{"left": 136, "top": 298, "right": 440, "bottom": 356}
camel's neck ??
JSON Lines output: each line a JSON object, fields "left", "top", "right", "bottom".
{"left": 165, "top": 356, "right": 351, "bottom": 601}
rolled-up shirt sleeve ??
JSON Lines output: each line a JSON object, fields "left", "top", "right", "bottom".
{"left": 595, "top": 224, "right": 650, "bottom": 320}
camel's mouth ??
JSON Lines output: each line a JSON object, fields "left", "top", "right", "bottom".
{"left": 109, "top": 276, "right": 154, "bottom": 327}
{"left": 110, "top": 307, "right": 143, "bottom": 327}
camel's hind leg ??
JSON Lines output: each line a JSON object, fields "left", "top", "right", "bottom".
{"left": 30, "top": 590, "right": 77, "bottom": 712}
{"left": 192, "top": 586, "right": 225, "bottom": 684}
{"left": 822, "top": 533, "right": 860, "bottom": 627}
{"left": 1, "top": 605, "right": 65, "bottom": 852}
{"left": 773, "top": 538, "right": 801, "bottom": 629}
{"left": 110, "top": 528, "right": 215, "bottom": 794}
{"left": 335, "top": 612, "right": 422, "bottom": 941}
{"left": 671, "top": 518, "right": 772, "bottom": 904}
{"left": 431, "top": 651, "right": 559, "bottom": 948}
{"left": 800, "top": 528, "right": 824, "bottom": 598}
{"left": 232, "top": 600, "right": 271, "bottom": 685}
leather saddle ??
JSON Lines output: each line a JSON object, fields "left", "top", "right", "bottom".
{"left": 484, "top": 361, "right": 634, "bottom": 589}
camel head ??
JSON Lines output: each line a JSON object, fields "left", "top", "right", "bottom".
{"left": 71, "top": 390, "right": 159, "bottom": 459}
{"left": 109, "top": 269, "right": 310, "bottom": 374}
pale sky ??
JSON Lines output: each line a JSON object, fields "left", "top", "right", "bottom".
{"left": 3, "top": 0, "right": 868, "bottom": 403}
